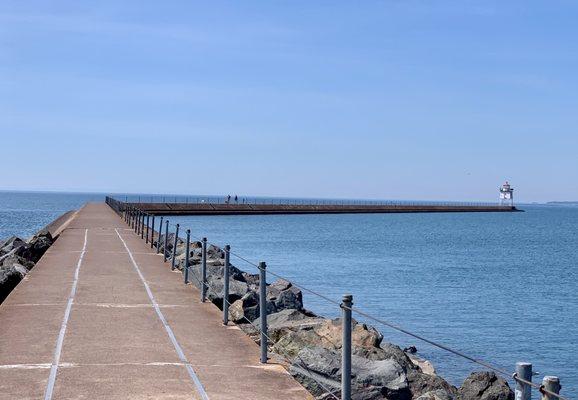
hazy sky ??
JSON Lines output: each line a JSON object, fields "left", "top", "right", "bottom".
{"left": 1, "top": 1, "right": 577, "bottom": 202}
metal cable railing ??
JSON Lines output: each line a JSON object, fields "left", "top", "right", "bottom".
{"left": 113, "top": 194, "right": 503, "bottom": 208}
{"left": 170, "top": 240, "right": 342, "bottom": 400}
{"left": 106, "top": 196, "right": 567, "bottom": 400}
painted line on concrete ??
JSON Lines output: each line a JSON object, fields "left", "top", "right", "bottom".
{"left": 115, "top": 228, "right": 210, "bottom": 400}
{"left": 0, "top": 363, "right": 52, "bottom": 370}
{"left": 44, "top": 228, "right": 88, "bottom": 400}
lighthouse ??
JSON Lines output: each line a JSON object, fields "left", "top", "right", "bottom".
{"left": 499, "top": 181, "right": 514, "bottom": 206}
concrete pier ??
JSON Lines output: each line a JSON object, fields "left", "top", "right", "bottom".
{"left": 0, "top": 203, "right": 310, "bottom": 399}
{"left": 124, "top": 202, "right": 519, "bottom": 215}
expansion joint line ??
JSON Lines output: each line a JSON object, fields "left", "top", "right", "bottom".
{"left": 44, "top": 228, "right": 88, "bottom": 400}
{"left": 114, "top": 228, "right": 209, "bottom": 400}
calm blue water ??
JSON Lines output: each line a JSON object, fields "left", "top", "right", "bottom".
{"left": 0, "top": 191, "right": 104, "bottom": 239}
{"left": 171, "top": 205, "right": 577, "bottom": 397}
{"left": 1, "top": 191, "right": 576, "bottom": 397}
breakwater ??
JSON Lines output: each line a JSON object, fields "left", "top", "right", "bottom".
{"left": 0, "top": 204, "right": 313, "bottom": 399}
{"left": 111, "top": 197, "right": 530, "bottom": 400}
{"left": 123, "top": 201, "right": 519, "bottom": 215}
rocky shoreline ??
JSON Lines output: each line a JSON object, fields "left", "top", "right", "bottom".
{"left": 0, "top": 230, "right": 54, "bottom": 304}
{"left": 157, "top": 231, "right": 515, "bottom": 400}
{"left": 0, "top": 210, "right": 76, "bottom": 304}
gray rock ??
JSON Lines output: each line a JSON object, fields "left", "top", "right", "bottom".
{"left": 0, "top": 236, "right": 26, "bottom": 256}
{"left": 290, "top": 346, "right": 410, "bottom": 400}
{"left": 1, "top": 254, "right": 35, "bottom": 270}
{"left": 417, "top": 389, "right": 456, "bottom": 400}
{"left": 458, "top": 372, "right": 513, "bottom": 400}
{"left": 267, "top": 279, "right": 303, "bottom": 311}
{"left": 249, "top": 308, "right": 324, "bottom": 342}
{"left": 205, "top": 275, "right": 249, "bottom": 308}
{"left": 229, "top": 291, "right": 276, "bottom": 323}
{"left": 0, "top": 264, "right": 28, "bottom": 303}
{"left": 408, "top": 370, "right": 457, "bottom": 399}
{"left": 15, "top": 230, "right": 53, "bottom": 263}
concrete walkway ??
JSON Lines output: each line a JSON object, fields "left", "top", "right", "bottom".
{"left": 0, "top": 203, "right": 311, "bottom": 400}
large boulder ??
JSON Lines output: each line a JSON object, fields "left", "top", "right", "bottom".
{"left": 417, "top": 389, "right": 456, "bottom": 400}
{"left": 458, "top": 372, "right": 513, "bottom": 400}
{"left": 313, "top": 318, "right": 383, "bottom": 350}
{"left": 271, "top": 317, "right": 418, "bottom": 376}
{"left": 0, "top": 264, "right": 28, "bottom": 303}
{"left": 408, "top": 370, "right": 457, "bottom": 399}
{"left": 0, "top": 236, "right": 26, "bottom": 256}
{"left": 1, "top": 254, "right": 35, "bottom": 270}
{"left": 408, "top": 354, "right": 436, "bottom": 376}
{"left": 248, "top": 308, "right": 324, "bottom": 342}
{"left": 15, "top": 230, "right": 53, "bottom": 263}
{"left": 205, "top": 275, "right": 249, "bottom": 308}
{"left": 229, "top": 291, "right": 276, "bottom": 323}
{"left": 267, "top": 279, "right": 303, "bottom": 311}
{"left": 290, "top": 346, "right": 410, "bottom": 400}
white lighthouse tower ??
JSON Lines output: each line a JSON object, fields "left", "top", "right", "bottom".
{"left": 499, "top": 181, "right": 514, "bottom": 206}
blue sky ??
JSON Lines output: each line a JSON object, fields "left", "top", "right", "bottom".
{"left": 1, "top": 1, "right": 577, "bottom": 202}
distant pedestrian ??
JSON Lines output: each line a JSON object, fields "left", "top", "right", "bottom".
{"left": 235, "top": 195, "right": 238, "bottom": 203}
{"left": 227, "top": 194, "right": 231, "bottom": 204}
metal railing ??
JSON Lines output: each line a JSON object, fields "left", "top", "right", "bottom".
{"left": 111, "top": 194, "right": 505, "bottom": 208}
{"left": 105, "top": 196, "right": 565, "bottom": 400}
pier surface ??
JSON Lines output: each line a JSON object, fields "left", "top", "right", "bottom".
{"left": 127, "top": 202, "right": 518, "bottom": 215}
{"left": 0, "top": 203, "right": 310, "bottom": 399}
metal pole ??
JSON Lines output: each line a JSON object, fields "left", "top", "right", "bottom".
{"left": 141, "top": 213, "right": 145, "bottom": 239}
{"left": 163, "top": 220, "right": 169, "bottom": 262}
{"left": 171, "top": 224, "right": 180, "bottom": 270}
{"left": 201, "top": 238, "right": 207, "bottom": 302}
{"left": 259, "top": 261, "right": 268, "bottom": 364}
{"left": 145, "top": 214, "right": 150, "bottom": 244}
{"left": 341, "top": 294, "right": 353, "bottom": 400}
{"left": 515, "top": 362, "right": 532, "bottom": 400}
{"left": 223, "top": 245, "right": 230, "bottom": 325}
{"left": 184, "top": 230, "right": 190, "bottom": 284}
{"left": 541, "top": 377, "right": 561, "bottom": 400}
{"left": 150, "top": 215, "right": 155, "bottom": 248}
{"left": 156, "top": 217, "right": 163, "bottom": 254}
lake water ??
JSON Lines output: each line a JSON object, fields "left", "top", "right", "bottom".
{"left": 1, "top": 191, "right": 576, "bottom": 397}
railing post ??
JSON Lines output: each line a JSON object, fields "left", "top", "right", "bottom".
{"left": 223, "top": 245, "right": 230, "bottom": 325}
{"left": 184, "top": 230, "right": 191, "bottom": 284}
{"left": 171, "top": 224, "right": 180, "bottom": 270}
{"left": 141, "top": 213, "right": 145, "bottom": 239}
{"left": 145, "top": 214, "right": 150, "bottom": 244}
{"left": 341, "top": 294, "right": 353, "bottom": 400}
{"left": 201, "top": 238, "right": 207, "bottom": 302}
{"left": 150, "top": 215, "right": 155, "bottom": 248}
{"left": 259, "top": 261, "right": 268, "bottom": 364}
{"left": 156, "top": 216, "right": 163, "bottom": 254}
{"left": 515, "top": 362, "right": 532, "bottom": 400}
{"left": 163, "top": 220, "right": 169, "bottom": 262}
{"left": 541, "top": 376, "right": 561, "bottom": 400}
{"left": 137, "top": 211, "right": 140, "bottom": 233}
